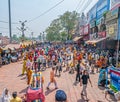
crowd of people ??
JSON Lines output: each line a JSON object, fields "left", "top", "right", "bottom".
{"left": 0, "top": 42, "right": 119, "bottom": 101}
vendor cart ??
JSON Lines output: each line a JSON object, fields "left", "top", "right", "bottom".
{"left": 26, "top": 72, "right": 45, "bottom": 102}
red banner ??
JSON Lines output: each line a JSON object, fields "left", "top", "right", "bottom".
{"left": 98, "top": 31, "right": 106, "bottom": 37}
{"left": 79, "top": 27, "right": 84, "bottom": 35}
{"left": 83, "top": 24, "right": 89, "bottom": 35}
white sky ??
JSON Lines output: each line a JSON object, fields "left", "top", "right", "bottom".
{"left": 0, "top": 0, "right": 98, "bottom": 37}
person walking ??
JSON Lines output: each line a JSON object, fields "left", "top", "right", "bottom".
{"left": 80, "top": 70, "right": 92, "bottom": 101}
{"left": 47, "top": 68, "right": 58, "bottom": 90}
{"left": 76, "top": 60, "right": 82, "bottom": 82}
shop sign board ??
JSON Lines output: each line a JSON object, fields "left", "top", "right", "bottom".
{"left": 96, "top": 0, "right": 110, "bottom": 22}
{"left": 106, "top": 8, "right": 119, "bottom": 22}
{"left": 111, "top": 0, "right": 120, "bottom": 10}
{"left": 79, "top": 27, "right": 84, "bottom": 35}
{"left": 83, "top": 24, "right": 89, "bottom": 35}
{"left": 98, "top": 31, "right": 106, "bottom": 37}
{"left": 109, "top": 26, "right": 115, "bottom": 35}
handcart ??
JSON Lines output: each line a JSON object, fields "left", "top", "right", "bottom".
{"left": 26, "top": 72, "right": 45, "bottom": 102}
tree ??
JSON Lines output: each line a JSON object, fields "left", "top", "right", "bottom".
{"left": 46, "top": 11, "right": 79, "bottom": 41}
{"left": 59, "top": 11, "right": 79, "bottom": 40}
{"left": 60, "top": 31, "right": 67, "bottom": 41}
{"left": 46, "top": 18, "right": 62, "bottom": 41}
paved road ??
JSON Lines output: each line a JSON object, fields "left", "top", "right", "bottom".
{"left": 0, "top": 61, "right": 116, "bottom": 102}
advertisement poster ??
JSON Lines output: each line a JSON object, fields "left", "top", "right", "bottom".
{"left": 111, "top": 0, "right": 120, "bottom": 10}
{"left": 109, "top": 26, "right": 114, "bottom": 35}
{"left": 79, "top": 27, "right": 84, "bottom": 35}
{"left": 84, "top": 25, "right": 89, "bottom": 35}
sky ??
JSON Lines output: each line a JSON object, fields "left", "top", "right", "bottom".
{"left": 0, "top": 0, "right": 98, "bottom": 37}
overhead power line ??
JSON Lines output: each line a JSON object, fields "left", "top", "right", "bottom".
{"left": 75, "top": 0, "right": 84, "bottom": 11}
{"left": 76, "top": 0, "right": 85, "bottom": 12}
{"left": 28, "top": 0, "right": 65, "bottom": 23}
{"left": 80, "top": 0, "right": 93, "bottom": 13}
{"left": 0, "top": 20, "right": 18, "bottom": 24}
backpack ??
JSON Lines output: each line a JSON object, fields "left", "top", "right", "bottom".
{"left": 55, "top": 90, "right": 67, "bottom": 101}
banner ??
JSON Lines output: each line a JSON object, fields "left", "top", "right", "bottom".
{"left": 83, "top": 24, "right": 89, "bottom": 35}
{"left": 79, "top": 27, "right": 84, "bottom": 35}
{"left": 109, "top": 26, "right": 114, "bottom": 35}
{"left": 98, "top": 31, "right": 106, "bottom": 37}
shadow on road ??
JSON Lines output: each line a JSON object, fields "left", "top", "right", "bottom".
{"left": 19, "top": 87, "right": 28, "bottom": 94}
{"left": 17, "top": 74, "right": 24, "bottom": 77}
{"left": 73, "top": 81, "right": 79, "bottom": 86}
{"left": 77, "top": 99, "right": 85, "bottom": 102}
{"left": 98, "top": 86, "right": 105, "bottom": 90}
{"left": 45, "top": 89, "right": 56, "bottom": 96}
{"left": 106, "top": 94, "right": 117, "bottom": 102}
{"left": 21, "top": 76, "right": 26, "bottom": 80}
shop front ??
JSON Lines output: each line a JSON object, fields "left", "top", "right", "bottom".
{"left": 106, "top": 7, "right": 119, "bottom": 49}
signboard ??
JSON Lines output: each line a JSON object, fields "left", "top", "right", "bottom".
{"left": 79, "top": 27, "right": 84, "bottom": 35}
{"left": 109, "top": 26, "right": 115, "bottom": 35}
{"left": 96, "top": 0, "right": 110, "bottom": 20}
{"left": 98, "top": 31, "right": 106, "bottom": 37}
{"left": 106, "top": 8, "right": 119, "bottom": 22}
{"left": 111, "top": 0, "right": 120, "bottom": 10}
{"left": 83, "top": 24, "right": 89, "bottom": 35}
{"left": 88, "top": 4, "right": 97, "bottom": 22}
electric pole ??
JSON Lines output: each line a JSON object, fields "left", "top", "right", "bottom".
{"left": 31, "top": 32, "right": 33, "bottom": 40}
{"left": 8, "top": 0, "right": 12, "bottom": 43}
{"left": 40, "top": 33, "right": 42, "bottom": 41}
{"left": 17, "top": 20, "right": 27, "bottom": 42}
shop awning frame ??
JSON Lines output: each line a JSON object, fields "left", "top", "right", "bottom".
{"left": 73, "top": 36, "right": 82, "bottom": 41}
{"left": 86, "top": 37, "right": 108, "bottom": 44}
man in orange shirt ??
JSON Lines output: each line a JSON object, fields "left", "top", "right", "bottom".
{"left": 47, "top": 68, "right": 58, "bottom": 90}
{"left": 96, "top": 59, "right": 102, "bottom": 73}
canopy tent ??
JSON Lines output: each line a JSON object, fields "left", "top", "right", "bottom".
{"left": 73, "top": 36, "right": 82, "bottom": 41}
{"left": 85, "top": 37, "right": 108, "bottom": 44}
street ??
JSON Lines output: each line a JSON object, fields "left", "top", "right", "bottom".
{"left": 0, "top": 61, "right": 116, "bottom": 102}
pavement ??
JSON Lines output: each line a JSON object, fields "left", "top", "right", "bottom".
{"left": 0, "top": 61, "right": 117, "bottom": 102}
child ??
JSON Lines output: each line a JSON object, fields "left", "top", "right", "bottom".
{"left": 47, "top": 68, "right": 58, "bottom": 89}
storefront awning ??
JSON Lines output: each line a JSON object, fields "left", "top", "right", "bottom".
{"left": 73, "top": 36, "right": 82, "bottom": 41}
{"left": 86, "top": 37, "right": 108, "bottom": 44}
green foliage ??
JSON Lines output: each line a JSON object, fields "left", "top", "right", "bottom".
{"left": 103, "top": 11, "right": 109, "bottom": 19}
{"left": 46, "top": 11, "right": 79, "bottom": 41}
